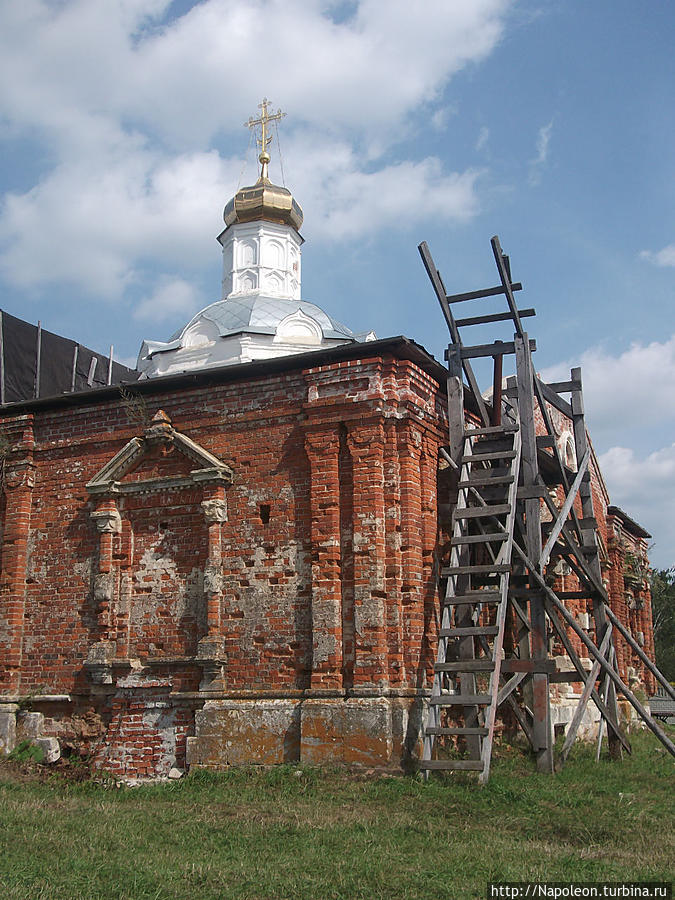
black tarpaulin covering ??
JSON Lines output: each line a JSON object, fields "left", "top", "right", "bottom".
{"left": 3, "top": 311, "right": 38, "bottom": 403}
{"left": 1, "top": 309, "right": 139, "bottom": 403}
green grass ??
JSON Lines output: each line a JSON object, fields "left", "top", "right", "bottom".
{"left": 0, "top": 729, "right": 673, "bottom": 900}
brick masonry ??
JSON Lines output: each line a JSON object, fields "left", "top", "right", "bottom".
{"left": 0, "top": 342, "right": 656, "bottom": 777}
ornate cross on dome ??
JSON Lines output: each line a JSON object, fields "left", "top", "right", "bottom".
{"left": 245, "top": 98, "right": 286, "bottom": 181}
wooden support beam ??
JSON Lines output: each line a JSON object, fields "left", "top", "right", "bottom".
{"left": 536, "top": 378, "right": 574, "bottom": 419}
{"left": 515, "top": 332, "right": 552, "bottom": 773}
{"left": 497, "top": 672, "right": 526, "bottom": 704}
{"left": 604, "top": 604, "right": 675, "bottom": 701}
{"left": 511, "top": 540, "right": 631, "bottom": 753}
{"left": 456, "top": 308, "right": 536, "bottom": 328}
{"left": 546, "top": 379, "right": 582, "bottom": 394}
{"left": 446, "top": 282, "right": 523, "bottom": 304}
{"left": 460, "top": 339, "right": 537, "bottom": 359}
{"left": 491, "top": 236, "right": 525, "bottom": 337}
{"left": 418, "top": 241, "right": 490, "bottom": 426}
{"left": 514, "top": 540, "right": 674, "bottom": 758}
{"left": 540, "top": 446, "right": 591, "bottom": 568}
{"left": 559, "top": 623, "right": 613, "bottom": 764}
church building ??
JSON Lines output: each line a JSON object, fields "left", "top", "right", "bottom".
{"left": 0, "top": 103, "right": 655, "bottom": 778}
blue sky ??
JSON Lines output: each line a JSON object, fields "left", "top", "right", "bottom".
{"left": 0, "top": 0, "right": 673, "bottom": 566}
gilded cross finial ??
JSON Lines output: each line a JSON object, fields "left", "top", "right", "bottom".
{"left": 245, "top": 98, "right": 286, "bottom": 182}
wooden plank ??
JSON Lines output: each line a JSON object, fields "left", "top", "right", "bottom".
{"left": 517, "top": 485, "right": 547, "bottom": 500}
{"left": 459, "top": 474, "right": 514, "bottom": 487}
{"left": 435, "top": 660, "right": 496, "bottom": 673}
{"left": 446, "top": 344, "right": 465, "bottom": 466}
{"left": 444, "top": 592, "right": 501, "bottom": 606}
{"left": 497, "top": 672, "right": 527, "bottom": 705}
{"left": 440, "top": 625, "right": 500, "bottom": 638}
{"left": 491, "top": 235, "right": 525, "bottom": 337}
{"left": 540, "top": 446, "right": 591, "bottom": 568}
{"left": 570, "top": 365, "right": 621, "bottom": 759}
{"left": 463, "top": 450, "right": 516, "bottom": 463}
{"left": 514, "top": 332, "right": 552, "bottom": 773}
{"left": 442, "top": 564, "right": 511, "bottom": 576}
{"left": 536, "top": 435, "right": 555, "bottom": 448}
{"left": 451, "top": 533, "right": 507, "bottom": 546}
{"left": 465, "top": 424, "right": 519, "bottom": 436}
{"left": 546, "top": 379, "right": 582, "bottom": 394}
{"left": 446, "top": 282, "right": 523, "bottom": 304}
{"left": 460, "top": 339, "right": 537, "bottom": 359}
{"left": 455, "top": 308, "right": 536, "bottom": 328}
{"left": 536, "top": 378, "right": 574, "bottom": 418}
{"left": 453, "top": 504, "right": 511, "bottom": 519}
{"left": 429, "top": 694, "right": 492, "bottom": 706}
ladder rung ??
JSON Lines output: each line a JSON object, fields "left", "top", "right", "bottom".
{"left": 451, "top": 533, "right": 507, "bottom": 545}
{"left": 425, "top": 726, "right": 489, "bottom": 736}
{"left": 458, "top": 474, "right": 514, "bottom": 488}
{"left": 442, "top": 564, "right": 510, "bottom": 576}
{"left": 430, "top": 694, "right": 492, "bottom": 706}
{"left": 463, "top": 450, "right": 517, "bottom": 463}
{"left": 419, "top": 759, "right": 484, "bottom": 771}
{"left": 434, "top": 660, "right": 496, "bottom": 673}
{"left": 465, "top": 424, "right": 519, "bottom": 436}
{"left": 440, "top": 626, "right": 500, "bottom": 638}
{"left": 453, "top": 504, "right": 511, "bottom": 519}
{"left": 444, "top": 591, "right": 501, "bottom": 606}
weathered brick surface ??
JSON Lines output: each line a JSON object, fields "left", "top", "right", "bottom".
{"left": 0, "top": 346, "right": 656, "bottom": 776}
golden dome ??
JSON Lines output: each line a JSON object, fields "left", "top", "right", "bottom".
{"left": 223, "top": 98, "right": 303, "bottom": 232}
{"left": 223, "top": 176, "right": 303, "bottom": 231}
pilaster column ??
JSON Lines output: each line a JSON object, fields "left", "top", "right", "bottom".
{"left": 397, "top": 421, "right": 424, "bottom": 687}
{"left": 0, "top": 432, "right": 35, "bottom": 695}
{"left": 201, "top": 490, "right": 227, "bottom": 635}
{"left": 197, "top": 487, "right": 228, "bottom": 690}
{"left": 421, "top": 434, "right": 440, "bottom": 681}
{"left": 305, "top": 427, "right": 343, "bottom": 690}
{"left": 86, "top": 500, "right": 121, "bottom": 684}
{"left": 346, "top": 422, "right": 388, "bottom": 690}
{"left": 383, "top": 420, "right": 404, "bottom": 686}
{"left": 90, "top": 502, "right": 122, "bottom": 639}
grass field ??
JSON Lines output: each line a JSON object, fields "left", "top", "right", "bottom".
{"left": 0, "top": 729, "right": 673, "bottom": 900}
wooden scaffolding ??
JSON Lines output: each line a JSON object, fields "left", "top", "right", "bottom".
{"left": 418, "top": 236, "right": 675, "bottom": 782}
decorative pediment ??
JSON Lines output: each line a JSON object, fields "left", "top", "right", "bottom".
{"left": 86, "top": 410, "right": 233, "bottom": 496}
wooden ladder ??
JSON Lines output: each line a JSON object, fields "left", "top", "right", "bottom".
{"left": 420, "top": 422, "right": 521, "bottom": 783}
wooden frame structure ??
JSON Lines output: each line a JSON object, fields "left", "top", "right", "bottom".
{"left": 418, "top": 236, "right": 675, "bottom": 782}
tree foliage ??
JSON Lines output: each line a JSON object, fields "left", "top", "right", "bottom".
{"left": 650, "top": 567, "right": 675, "bottom": 682}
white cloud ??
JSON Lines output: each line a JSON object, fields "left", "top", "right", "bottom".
{"left": 134, "top": 276, "right": 201, "bottom": 322}
{"left": 640, "top": 244, "right": 675, "bottom": 267}
{"left": 528, "top": 119, "right": 553, "bottom": 186}
{"left": 544, "top": 335, "right": 675, "bottom": 567}
{"left": 599, "top": 444, "right": 675, "bottom": 568}
{"left": 541, "top": 333, "right": 675, "bottom": 439}
{"left": 0, "top": 0, "right": 510, "bottom": 298}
